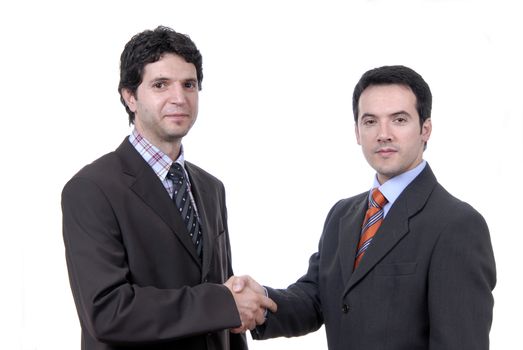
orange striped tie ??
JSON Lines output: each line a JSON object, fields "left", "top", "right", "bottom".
{"left": 354, "top": 188, "right": 388, "bottom": 269}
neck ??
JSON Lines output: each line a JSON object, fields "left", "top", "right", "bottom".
{"left": 161, "top": 142, "right": 182, "bottom": 161}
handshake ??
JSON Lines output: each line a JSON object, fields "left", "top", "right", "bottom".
{"left": 224, "top": 275, "right": 277, "bottom": 334}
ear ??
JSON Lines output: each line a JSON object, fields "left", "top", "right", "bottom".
{"left": 121, "top": 89, "right": 137, "bottom": 113}
{"left": 355, "top": 123, "right": 361, "bottom": 145}
{"left": 421, "top": 118, "right": 432, "bottom": 142}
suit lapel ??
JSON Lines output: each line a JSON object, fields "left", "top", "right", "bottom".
{"left": 345, "top": 198, "right": 410, "bottom": 293}
{"left": 185, "top": 162, "right": 215, "bottom": 276}
{"left": 344, "top": 165, "right": 438, "bottom": 295}
{"left": 116, "top": 139, "right": 202, "bottom": 266}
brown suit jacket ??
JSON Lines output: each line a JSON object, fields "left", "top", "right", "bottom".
{"left": 62, "top": 138, "right": 247, "bottom": 350}
{"left": 254, "top": 164, "right": 496, "bottom": 350}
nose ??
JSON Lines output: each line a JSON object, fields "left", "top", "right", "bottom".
{"left": 168, "top": 84, "right": 186, "bottom": 105}
{"left": 377, "top": 122, "right": 392, "bottom": 143}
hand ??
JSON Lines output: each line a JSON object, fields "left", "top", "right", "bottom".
{"left": 224, "top": 275, "right": 277, "bottom": 333}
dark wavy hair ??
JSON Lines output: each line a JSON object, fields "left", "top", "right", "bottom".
{"left": 118, "top": 26, "right": 203, "bottom": 124}
{"left": 352, "top": 65, "right": 432, "bottom": 126}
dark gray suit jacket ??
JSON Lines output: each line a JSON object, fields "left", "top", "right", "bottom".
{"left": 254, "top": 164, "right": 496, "bottom": 350}
{"left": 62, "top": 138, "right": 247, "bottom": 350}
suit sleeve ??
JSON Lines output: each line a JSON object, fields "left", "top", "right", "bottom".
{"left": 62, "top": 176, "right": 242, "bottom": 346}
{"left": 252, "top": 202, "right": 346, "bottom": 340}
{"left": 252, "top": 253, "right": 324, "bottom": 339}
{"left": 428, "top": 203, "right": 496, "bottom": 350}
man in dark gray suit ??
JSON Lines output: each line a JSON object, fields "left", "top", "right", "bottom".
{"left": 62, "top": 26, "right": 276, "bottom": 350}
{"left": 234, "top": 65, "right": 496, "bottom": 349}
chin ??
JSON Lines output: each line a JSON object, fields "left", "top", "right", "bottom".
{"left": 375, "top": 166, "right": 400, "bottom": 182}
{"left": 167, "top": 127, "right": 191, "bottom": 137}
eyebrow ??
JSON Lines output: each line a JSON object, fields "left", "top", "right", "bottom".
{"left": 150, "top": 76, "right": 198, "bottom": 84}
{"left": 391, "top": 111, "right": 412, "bottom": 118}
{"left": 184, "top": 78, "right": 198, "bottom": 84}
{"left": 360, "top": 110, "right": 411, "bottom": 118}
{"left": 150, "top": 77, "right": 170, "bottom": 84}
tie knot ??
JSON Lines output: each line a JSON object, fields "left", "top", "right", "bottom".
{"left": 168, "top": 162, "right": 185, "bottom": 182}
{"left": 369, "top": 188, "right": 388, "bottom": 208}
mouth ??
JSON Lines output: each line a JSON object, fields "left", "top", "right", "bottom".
{"left": 375, "top": 147, "right": 397, "bottom": 156}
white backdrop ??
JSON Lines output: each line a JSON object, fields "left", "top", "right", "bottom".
{"left": 1, "top": 0, "right": 522, "bottom": 349}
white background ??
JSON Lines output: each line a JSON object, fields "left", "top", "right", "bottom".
{"left": 1, "top": 0, "right": 522, "bottom": 349}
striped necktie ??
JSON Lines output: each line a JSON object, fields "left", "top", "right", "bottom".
{"left": 354, "top": 188, "right": 388, "bottom": 269}
{"left": 167, "top": 163, "right": 203, "bottom": 259}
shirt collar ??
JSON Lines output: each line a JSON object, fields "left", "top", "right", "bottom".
{"left": 371, "top": 160, "right": 427, "bottom": 216}
{"left": 129, "top": 128, "right": 185, "bottom": 181}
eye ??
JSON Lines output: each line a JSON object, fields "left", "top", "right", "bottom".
{"left": 393, "top": 114, "right": 409, "bottom": 124}
{"left": 152, "top": 81, "right": 167, "bottom": 89}
{"left": 184, "top": 80, "right": 197, "bottom": 89}
{"left": 362, "top": 118, "right": 377, "bottom": 126}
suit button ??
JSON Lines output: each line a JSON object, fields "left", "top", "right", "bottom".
{"left": 342, "top": 304, "right": 350, "bottom": 313}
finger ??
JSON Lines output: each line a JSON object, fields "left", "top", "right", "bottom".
{"left": 259, "top": 296, "right": 278, "bottom": 313}
{"left": 230, "top": 327, "right": 243, "bottom": 334}
{"left": 242, "top": 316, "right": 256, "bottom": 331}
{"left": 230, "top": 324, "right": 246, "bottom": 334}
{"left": 254, "top": 308, "right": 267, "bottom": 325}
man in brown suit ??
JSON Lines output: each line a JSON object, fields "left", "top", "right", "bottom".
{"left": 62, "top": 26, "right": 276, "bottom": 350}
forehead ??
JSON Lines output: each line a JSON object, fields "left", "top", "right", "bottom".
{"left": 358, "top": 84, "right": 417, "bottom": 115}
{"left": 142, "top": 53, "right": 197, "bottom": 79}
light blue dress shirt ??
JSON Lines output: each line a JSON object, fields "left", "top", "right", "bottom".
{"left": 371, "top": 160, "right": 427, "bottom": 217}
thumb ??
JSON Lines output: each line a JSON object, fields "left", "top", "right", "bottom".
{"left": 232, "top": 276, "right": 246, "bottom": 293}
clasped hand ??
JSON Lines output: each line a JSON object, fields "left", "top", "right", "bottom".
{"left": 224, "top": 275, "right": 277, "bottom": 333}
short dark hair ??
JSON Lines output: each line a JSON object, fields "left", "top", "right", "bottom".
{"left": 352, "top": 65, "right": 432, "bottom": 126}
{"left": 118, "top": 26, "right": 203, "bottom": 124}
